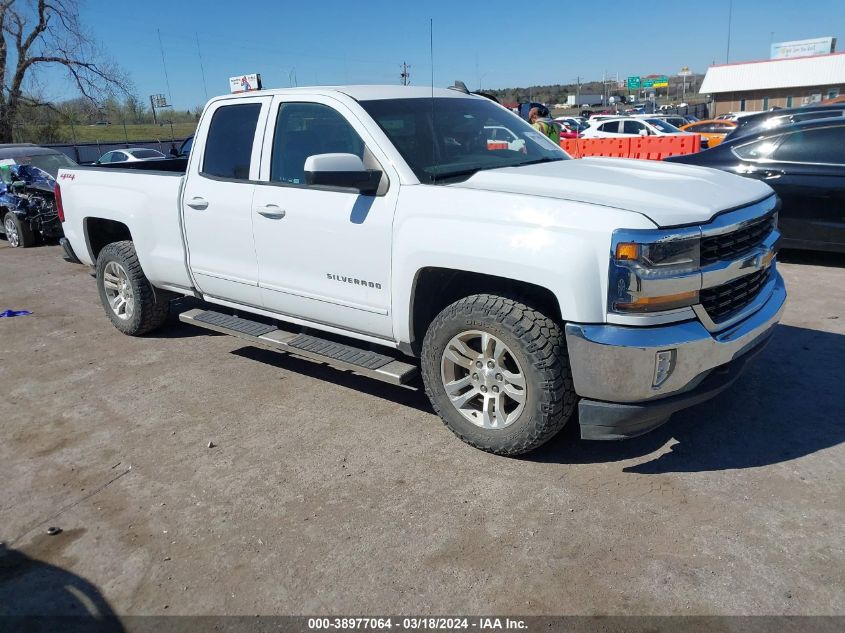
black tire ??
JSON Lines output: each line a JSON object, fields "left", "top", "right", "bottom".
{"left": 96, "top": 240, "right": 170, "bottom": 336}
{"left": 3, "top": 211, "right": 36, "bottom": 248}
{"left": 421, "top": 294, "right": 576, "bottom": 456}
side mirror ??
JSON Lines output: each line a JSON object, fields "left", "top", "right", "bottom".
{"left": 304, "top": 153, "right": 381, "bottom": 194}
{"left": 638, "top": 129, "right": 649, "bottom": 136}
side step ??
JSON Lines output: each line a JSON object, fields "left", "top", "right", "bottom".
{"left": 179, "top": 309, "right": 419, "bottom": 386}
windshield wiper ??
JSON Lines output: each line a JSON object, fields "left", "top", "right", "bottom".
{"left": 514, "top": 157, "right": 566, "bottom": 167}
{"left": 431, "top": 157, "right": 566, "bottom": 183}
{"left": 430, "top": 167, "right": 485, "bottom": 182}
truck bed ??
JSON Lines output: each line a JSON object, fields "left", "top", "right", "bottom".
{"left": 57, "top": 165, "right": 193, "bottom": 290}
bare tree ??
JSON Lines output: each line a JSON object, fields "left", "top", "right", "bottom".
{"left": 0, "top": 0, "right": 129, "bottom": 142}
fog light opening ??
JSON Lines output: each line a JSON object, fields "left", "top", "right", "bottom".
{"left": 653, "top": 349, "right": 676, "bottom": 388}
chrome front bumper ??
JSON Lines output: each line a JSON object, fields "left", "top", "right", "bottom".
{"left": 564, "top": 270, "right": 785, "bottom": 436}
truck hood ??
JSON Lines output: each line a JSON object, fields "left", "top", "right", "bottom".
{"left": 451, "top": 158, "right": 773, "bottom": 227}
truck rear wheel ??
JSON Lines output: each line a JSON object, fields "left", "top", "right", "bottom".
{"left": 421, "top": 294, "right": 576, "bottom": 456}
{"left": 96, "top": 241, "right": 170, "bottom": 336}
{"left": 3, "top": 211, "right": 35, "bottom": 248}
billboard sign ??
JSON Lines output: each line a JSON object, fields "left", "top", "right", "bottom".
{"left": 770, "top": 37, "right": 835, "bottom": 59}
{"left": 229, "top": 73, "right": 263, "bottom": 93}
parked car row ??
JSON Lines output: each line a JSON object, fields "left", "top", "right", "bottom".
{"left": 667, "top": 116, "right": 845, "bottom": 253}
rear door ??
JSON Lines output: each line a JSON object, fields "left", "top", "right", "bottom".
{"left": 182, "top": 96, "right": 272, "bottom": 305}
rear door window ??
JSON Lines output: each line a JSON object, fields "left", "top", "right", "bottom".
{"left": 599, "top": 121, "right": 619, "bottom": 134}
{"left": 622, "top": 120, "right": 645, "bottom": 135}
{"left": 202, "top": 103, "right": 262, "bottom": 179}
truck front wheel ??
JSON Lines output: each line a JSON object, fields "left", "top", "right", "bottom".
{"left": 421, "top": 294, "right": 576, "bottom": 456}
{"left": 95, "top": 241, "right": 169, "bottom": 336}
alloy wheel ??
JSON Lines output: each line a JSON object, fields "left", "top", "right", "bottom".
{"left": 440, "top": 330, "right": 527, "bottom": 429}
{"left": 4, "top": 216, "right": 19, "bottom": 247}
{"left": 102, "top": 261, "right": 134, "bottom": 320}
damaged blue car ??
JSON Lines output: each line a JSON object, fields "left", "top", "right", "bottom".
{"left": 1, "top": 144, "right": 77, "bottom": 248}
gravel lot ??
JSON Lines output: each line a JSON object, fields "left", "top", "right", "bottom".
{"left": 0, "top": 242, "right": 843, "bottom": 617}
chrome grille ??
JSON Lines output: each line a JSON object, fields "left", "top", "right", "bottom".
{"left": 701, "top": 214, "right": 777, "bottom": 266}
{"left": 700, "top": 267, "right": 772, "bottom": 323}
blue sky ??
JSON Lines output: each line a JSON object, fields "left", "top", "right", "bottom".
{"left": 47, "top": 0, "right": 845, "bottom": 109}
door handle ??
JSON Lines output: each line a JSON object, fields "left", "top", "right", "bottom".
{"left": 749, "top": 169, "right": 784, "bottom": 181}
{"left": 256, "top": 204, "right": 286, "bottom": 219}
{"left": 186, "top": 197, "right": 209, "bottom": 210}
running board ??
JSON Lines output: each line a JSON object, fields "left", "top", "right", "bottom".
{"left": 179, "top": 308, "right": 419, "bottom": 386}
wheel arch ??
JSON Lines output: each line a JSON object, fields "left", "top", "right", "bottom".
{"left": 407, "top": 267, "right": 563, "bottom": 355}
{"left": 84, "top": 217, "right": 133, "bottom": 262}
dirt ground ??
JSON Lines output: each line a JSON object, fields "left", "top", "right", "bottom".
{"left": 0, "top": 242, "right": 843, "bottom": 617}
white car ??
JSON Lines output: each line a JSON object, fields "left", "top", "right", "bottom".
{"left": 582, "top": 117, "right": 691, "bottom": 138}
{"left": 635, "top": 114, "right": 691, "bottom": 129}
{"left": 95, "top": 148, "right": 166, "bottom": 165}
{"left": 554, "top": 116, "right": 586, "bottom": 128}
{"left": 56, "top": 85, "right": 784, "bottom": 456}
{"left": 484, "top": 125, "right": 526, "bottom": 152}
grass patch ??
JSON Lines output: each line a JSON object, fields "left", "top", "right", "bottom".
{"left": 60, "top": 122, "right": 197, "bottom": 143}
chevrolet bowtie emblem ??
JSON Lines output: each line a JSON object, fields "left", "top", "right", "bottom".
{"left": 758, "top": 249, "right": 775, "bottom": 268}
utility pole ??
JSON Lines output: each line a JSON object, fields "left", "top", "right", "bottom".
{"left": 400, "top": 61, "right": 411, "bottom": 86}
{"left": 725, "top": 0, "right": 733, "bottom": 63}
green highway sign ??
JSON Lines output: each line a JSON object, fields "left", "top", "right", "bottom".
{"left": 640, "top": 75, "right": 668, "bottom": 89}
{"left": 627, "top": 76, "right": 641, "bottom": 90}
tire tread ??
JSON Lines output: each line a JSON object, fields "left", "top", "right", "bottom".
{"left": 97, "top": 240, "right": 169, "bottom": 335}
{"left": 421, "top": 293, "right": 576, "bottom": 456}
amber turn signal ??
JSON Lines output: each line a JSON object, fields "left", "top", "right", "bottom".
{"left": 615, "top": 242, "right": 640, "bottom": 261}
{"left": 615, "top": 291, "right": 699, "bottom": 312}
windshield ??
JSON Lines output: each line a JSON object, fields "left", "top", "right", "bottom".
{"left": 645, "top": 119, "right": 682, "bottom": 133}
{"left": 0, "top": 152, "right": 77, "bottom": 178}
{"left": 360, "top": 97, "right": 568, "bottom": 182}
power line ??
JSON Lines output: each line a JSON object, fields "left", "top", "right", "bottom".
{"left": 195, "top": 32, "right": 209, "bottom": 101}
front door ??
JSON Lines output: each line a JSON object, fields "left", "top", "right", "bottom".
{"left": 250, "top": 96, "right": 397, "bottom": 339}
{"left": 182, "top": 96, "right": 271, "bottom": 305}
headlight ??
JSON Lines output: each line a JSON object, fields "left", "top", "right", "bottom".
{"left": 610, "top": 232, "right": 701, "bottom": 314}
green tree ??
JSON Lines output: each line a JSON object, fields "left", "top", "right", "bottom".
{"left": 0, "top": 0, "right": 130, "bottom": 142}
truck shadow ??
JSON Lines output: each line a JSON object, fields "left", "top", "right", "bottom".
{"left": 778, "top": 248, "right": 845, "bottom": 268}
{"left": 0, "top": 540, "right": 125, "bottom": 631}
{"left": 186, "top": 307, "right": 843, "bottom": 473}
{"left": 229, "top": 346, "right": 434, "bottom": 414}
{"left": 531, "top": 324, "right": 845, "bottom": 473}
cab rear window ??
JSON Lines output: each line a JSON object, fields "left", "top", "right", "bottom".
{"left": 202, "top": 104, "right": 261, "bottom": 180}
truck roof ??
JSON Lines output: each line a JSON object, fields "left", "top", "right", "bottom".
{"left": 212, "top": 85, "right": 480, "bottom": 103}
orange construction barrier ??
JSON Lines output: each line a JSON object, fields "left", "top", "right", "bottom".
{"left": 560, "top": 138, "right": 581, "bottom": 157}
{"left": 560, "top": 134, "right": 702, "bottom": 161}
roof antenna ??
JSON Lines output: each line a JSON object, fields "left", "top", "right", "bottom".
{"left": 430, "top": 18, "right": 436, "bottom": 183}
{"left": 448, "top": 80, "right": 470, "bottom": 94}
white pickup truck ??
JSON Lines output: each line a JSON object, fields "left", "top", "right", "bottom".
{"left": 56, "top": 85, "right": 786, "bottom": 455}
